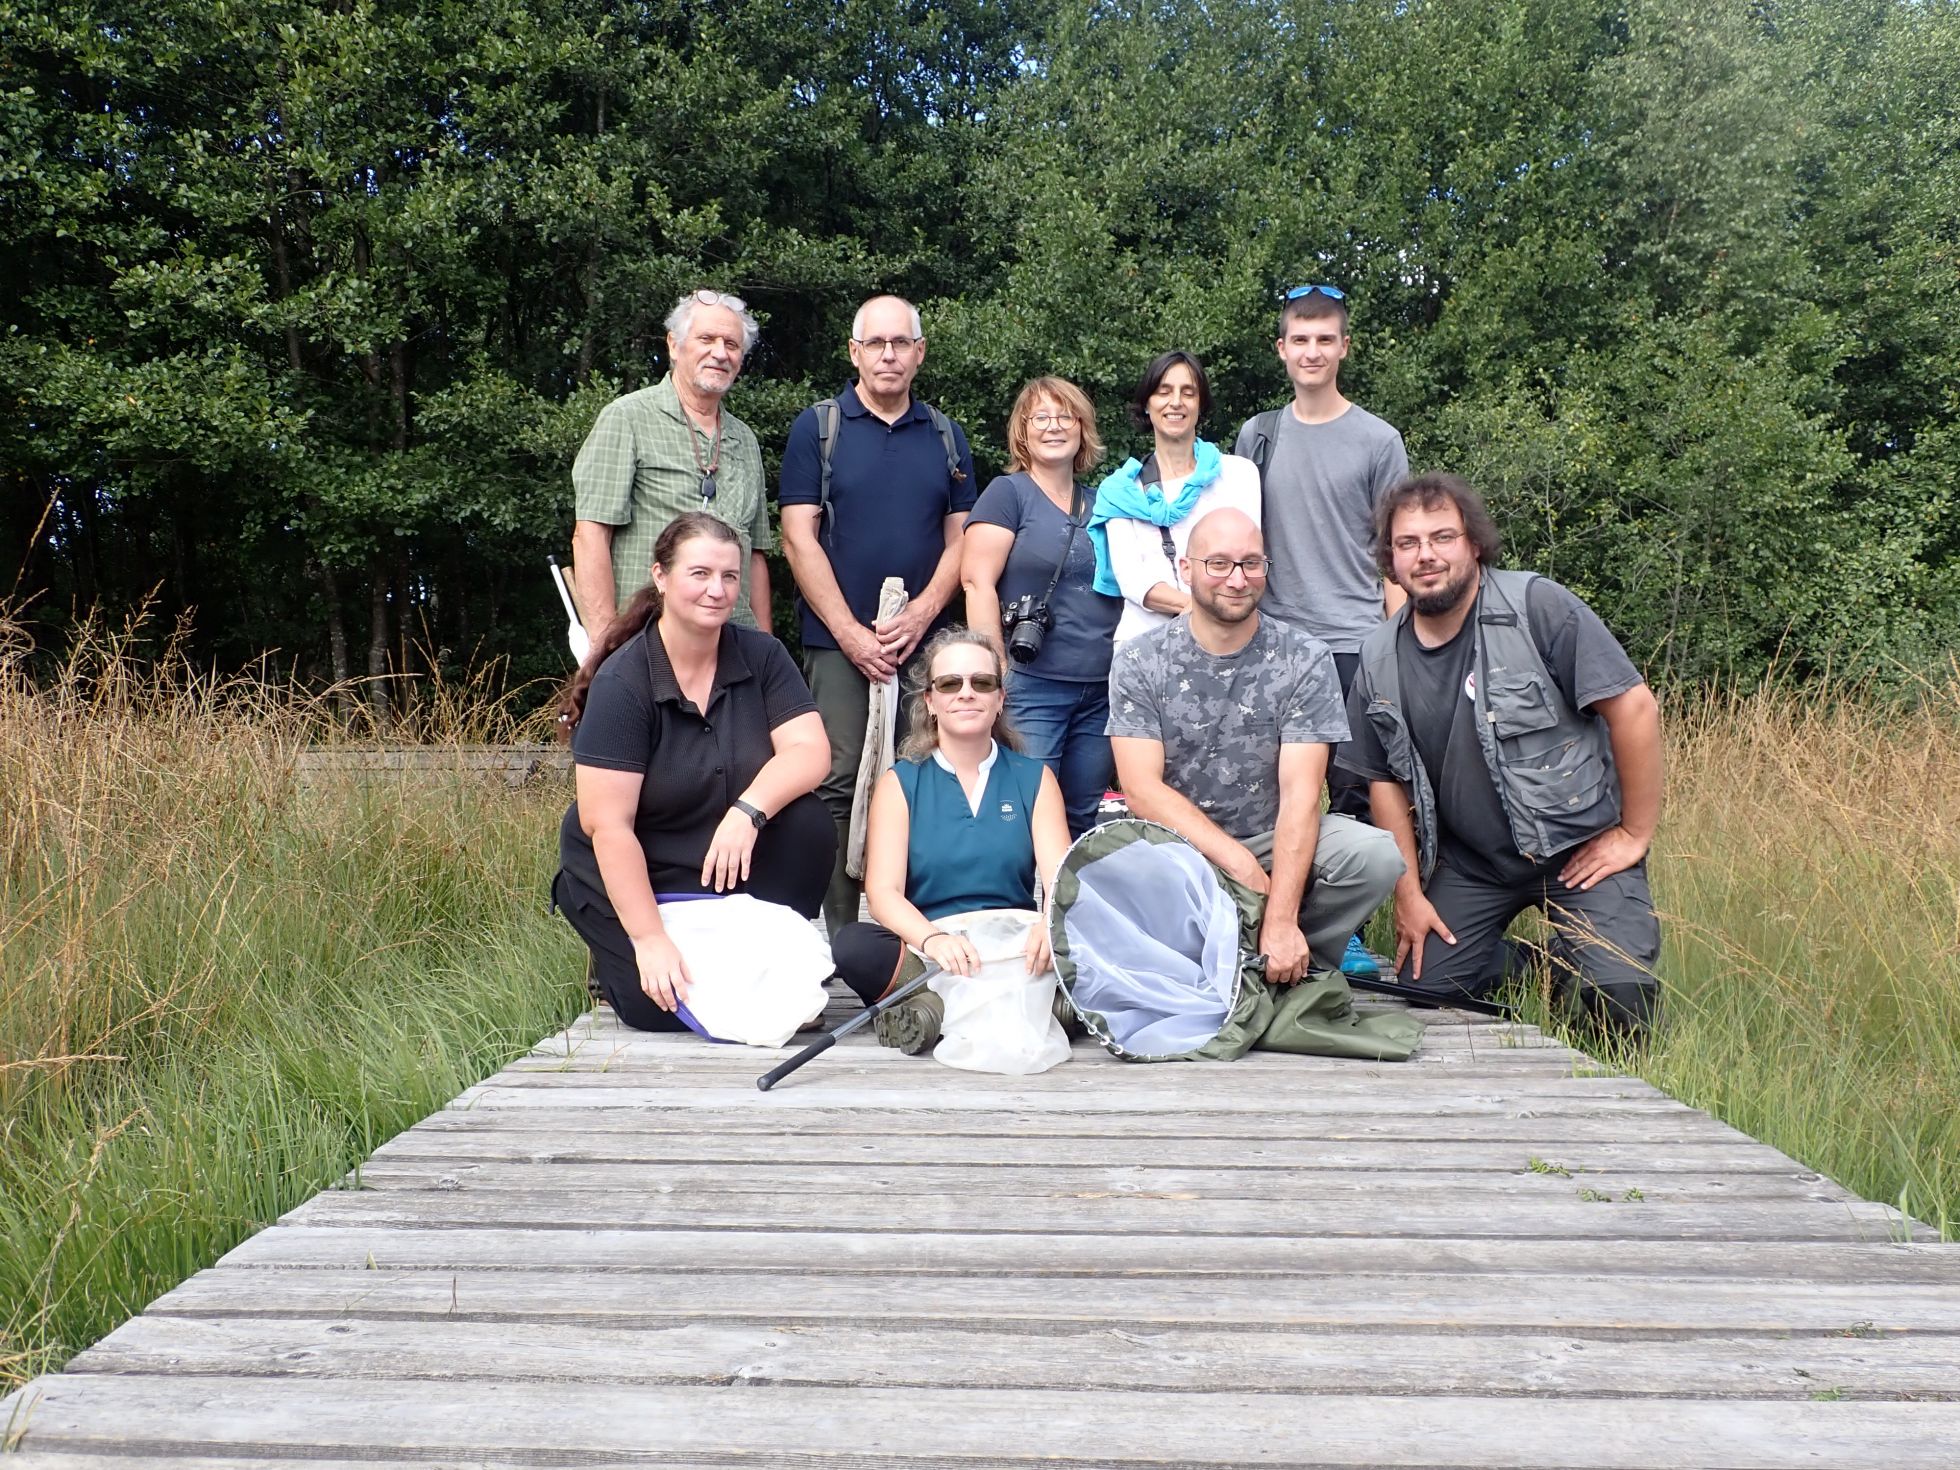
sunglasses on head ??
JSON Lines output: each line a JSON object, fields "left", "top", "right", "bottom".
{"left": 1284, "top": 283, "right": 1346, "bottom": 302}
{"left": 929, "top": 672, "right": 1002, "bottom": 695}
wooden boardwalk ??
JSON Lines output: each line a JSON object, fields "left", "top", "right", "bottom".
{"left": 6, "top": 997, "right": 1960, "bottom": 1467}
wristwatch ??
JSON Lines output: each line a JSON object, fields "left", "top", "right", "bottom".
{"left": 732, "top": 798, "right": 768, "bottom": 831}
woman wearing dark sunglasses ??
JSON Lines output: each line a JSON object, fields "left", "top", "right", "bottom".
{"left": 830, "top": 628, "right": 1073, "bottom": 1052}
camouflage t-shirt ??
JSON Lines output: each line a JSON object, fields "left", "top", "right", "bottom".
{"left": 1106, "top": 613, "right": 1349, "bottom": 840}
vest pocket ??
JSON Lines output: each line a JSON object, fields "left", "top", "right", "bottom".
{"left": 1507, "top": 745, "right": 1610, "bottom": 813}
{"left": 1487, "top": 674, "right": 1610, "bottom": 808}
{"left": 1487, "top": 674, "right": 1586, "bottom": 763}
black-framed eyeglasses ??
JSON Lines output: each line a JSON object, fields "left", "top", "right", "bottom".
{"left": 1195, "top": 555, "right": 1272, "bottom": 579}
{"left": 1284, "top": 283, "right": 1346, "bottom": 302}
{"left": 853, "top": 335, "right": 917, "bottom": 356}
{"left": 698, "top": 472, "right": 717, "bottom": 504}
{"left": 929, "top": 672, "right": 1002, "bottom": 694}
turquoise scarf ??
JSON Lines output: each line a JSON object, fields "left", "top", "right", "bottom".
{"left": 1086, "top": 438, "right": 1222, "bottom": 597}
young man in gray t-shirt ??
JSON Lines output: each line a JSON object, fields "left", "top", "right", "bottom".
{"left": 1234, "top": 287, "right": 1407, "bottom": 826}
{"left": 1108, "top": 508, "right": 1403, "bottom": 984}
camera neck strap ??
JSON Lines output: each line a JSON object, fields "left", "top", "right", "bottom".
{"left": 1035, "top": 477, "right": 1086, "bottom": 611}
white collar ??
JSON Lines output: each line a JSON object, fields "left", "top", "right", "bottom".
{"left": 932, "top": 740, "right": 999, "bottom": 816}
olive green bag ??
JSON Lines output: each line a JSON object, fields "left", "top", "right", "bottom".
{"left": 1048, "top": 819, "right": 1423, "bottom": 1063}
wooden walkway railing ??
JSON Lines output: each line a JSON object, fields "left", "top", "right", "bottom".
{"left": 5, "top": 1001, "right": 1959, "bottom": 1466}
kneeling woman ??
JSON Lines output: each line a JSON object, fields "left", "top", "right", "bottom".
{"left": 552, "top": 512, "right": 835, "bottom": 1031}
{"left": 832, "top": 628, "right": 1073, "bottom": 1051}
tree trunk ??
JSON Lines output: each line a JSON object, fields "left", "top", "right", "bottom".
{"left": 314, "top": 561, "right": 358, "bottom": 723}
{"left": 366, "top": 563, "right": 391, "bottom": 727}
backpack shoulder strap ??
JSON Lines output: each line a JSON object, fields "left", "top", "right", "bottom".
{"left": 813, "top": 397, "right": 841, "bottom": 537}
{"left": 1247, "top": 409, "right": 1282, "bottom": 482}
{"left": 924, "top": 404, "right": 968, "bottom": 487}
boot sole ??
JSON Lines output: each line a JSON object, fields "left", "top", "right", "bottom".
{"left": 874, "top": 1001, "right": 938, "bottom": 1055}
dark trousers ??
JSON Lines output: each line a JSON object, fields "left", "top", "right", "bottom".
{"left": 829, "top": 921, "right": 921, "bottom": 1007}
{"left": 1329, "top": 651, "right": 1371, "bottom": 821}
{"left": 554, "top": 792, "right": 835, "bottom": 1032}
{"left": 1397, "top": 857, "right": 1662, "bottom": 1034}
{"left": 807, "top": 647, "right": 923, "bottom": 934}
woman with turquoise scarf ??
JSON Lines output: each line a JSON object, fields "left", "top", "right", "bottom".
{"left": 1086, "top": 352, "right": 1263, "bottom": 646}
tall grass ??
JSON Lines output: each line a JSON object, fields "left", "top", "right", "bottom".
{"left": 0, "top": 617, "right": 584, "bottom": 1388}
{"left": 1507, "top": 675, "right": 1960, "bottom": 1239}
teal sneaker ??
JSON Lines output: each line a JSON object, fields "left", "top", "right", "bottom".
{"left": 1340, "top": 935, "right": 1383, "bottom": 978}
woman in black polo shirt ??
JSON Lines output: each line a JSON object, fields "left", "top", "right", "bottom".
{"left": 552, "top": 512, "right": 835, "bottom": 1031}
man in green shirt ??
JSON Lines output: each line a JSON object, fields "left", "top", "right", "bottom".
{"left": 571, "top": 289, "right": 774, "bottom": 639}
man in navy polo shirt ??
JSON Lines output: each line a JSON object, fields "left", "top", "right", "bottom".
{"left": 780, "top": 294, "right": 980, "bottom": 932}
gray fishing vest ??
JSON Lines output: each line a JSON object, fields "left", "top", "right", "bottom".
{"left": 1357, "top": 568, "right": 1620, "bottom": 882}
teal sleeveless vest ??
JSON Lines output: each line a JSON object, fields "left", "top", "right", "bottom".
{"left": 893, "top": 747, "right": 1046, "bottom": 920}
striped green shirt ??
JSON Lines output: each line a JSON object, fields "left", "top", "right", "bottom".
{"left": 571, "top": 378, "right": 772, "bottom": 627}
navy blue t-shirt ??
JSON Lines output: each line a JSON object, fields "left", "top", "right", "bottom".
{"left": 967, "top": 472, "right": 1122, "bottom": 683}
{"left": 778, "top": 384, "right": 979, "bottom": 651}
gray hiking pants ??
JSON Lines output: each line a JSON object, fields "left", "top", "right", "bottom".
{"left": 1400, "top": 858, "right": 1661, "bottom": 1032}
{"left": 1244, "top": 815, "right": 1404, "bottom": 970}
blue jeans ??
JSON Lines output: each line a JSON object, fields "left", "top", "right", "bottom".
{"left": 1006, "top": 669, "right": 1113, "bottom": 838}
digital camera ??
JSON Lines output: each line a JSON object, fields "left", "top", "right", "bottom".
{"left": 1001, "top": 594, "right": 1053, "bottom": 665}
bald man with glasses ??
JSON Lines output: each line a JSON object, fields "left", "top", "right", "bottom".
{"left": 778, "top": 294, "right": 978, "bottom": 932}
{"left": 1109, "top": 509, "right": 1403, "bottom": 987}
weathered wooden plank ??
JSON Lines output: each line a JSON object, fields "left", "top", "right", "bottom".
{"left": 564, "top": 1007, "right": 1538, "bottom": 1041}
{"left": 280, "top": 1187, "right": 1920, "bottom": 1241}
{"left": 526, "top": 1044, "right": 1589, "bottom": 1073}
{"left": 508, "top": 1064, "right": 1634, "bottom": 1091}
{"left": 366, "top": 1132, "right": 1811, "bottom": 1174}
{"left": 7, "top": 1377, "right": 1960, "bottom": 1467}
{"left": 145, "top": 1264, "right": 1960, "bottom": 1333}
{"left": 398, "top": 1104, "right": 1762, "bottom": 1144}
{"left": 452, "top": 1083, "right": 1690, "bottom": 1116}
{"left": 347, "top": 1159, "right": 1847, "bottom": 1204}
{"left": 479, "top": 1066, "right": 1659, "bottom": 1097}
{"left": 67, "top": 1316, "right": 1960, "bottom": 1398}
{"left": 210, "top": 1228, "right": 1960, "bottom": 1282}
{"left": 518, "top": 1032, "right": 1588, "bottom": 1062}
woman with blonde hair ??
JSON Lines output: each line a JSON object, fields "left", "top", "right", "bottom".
{"left": 961, "top": 376, "right": 1122, "bottom": 836}
{"left": 830, "top": 627, "right": 1073, "bottom": 1052}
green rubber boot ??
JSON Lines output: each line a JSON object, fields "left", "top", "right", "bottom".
{"left": 1053, "top": 987, "right": 1087, "bottom": 1039}
{"left": 874, "top": 988, "right": 945, "bottom": 1055}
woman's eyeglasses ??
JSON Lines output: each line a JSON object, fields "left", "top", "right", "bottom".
{"left": 930, "top": 672, "right": 1002, "bottom": 694}
{"left": 1029, "top": 410, "right": 1077, "bottom": 429}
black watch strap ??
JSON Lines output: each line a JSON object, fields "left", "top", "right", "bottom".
{"left": 733, "top": 798, "right": 768, "bottom": 830}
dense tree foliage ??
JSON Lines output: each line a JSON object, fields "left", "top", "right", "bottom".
{"left": 3, "top": 0, "right": 1954, "bottom": 694}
